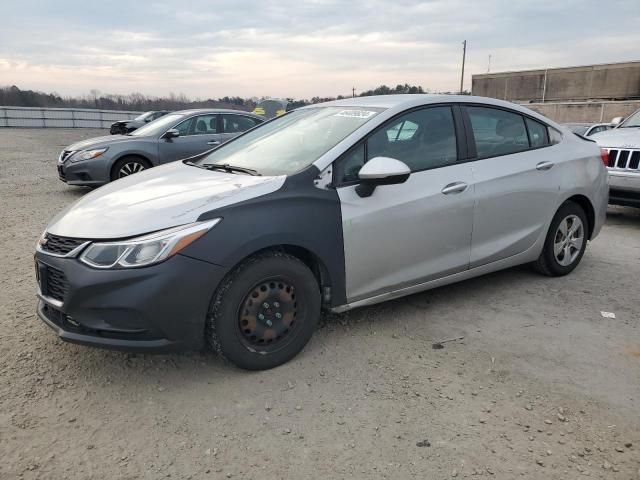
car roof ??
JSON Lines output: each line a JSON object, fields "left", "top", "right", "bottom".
{"left": 303, "top": 94, "right": 525, "bottom": 110}
{"left": 299, "top": 94, "right": 561, "bottom": 128}
{"left": 171, "top": 108, "right": 262, "bottom": 118}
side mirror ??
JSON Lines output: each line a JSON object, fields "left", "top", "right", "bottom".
{"left": 355, "top": 156, "right": 411, "bottom": 198}
{"left": 163, "top": 129, "right": 180, "bottom": 140}
{"left": 610, "top": 117, "right": 624, "bottom": 127}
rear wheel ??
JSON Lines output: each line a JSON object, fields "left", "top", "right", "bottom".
{"left": 207, "top": 251, "right": 321, "bottom": 370}
{"left": 111, "top": 156, "right": 151, "bottom": 181}
{"left": 533, "top": 201, "right": 588, "bottom": 276}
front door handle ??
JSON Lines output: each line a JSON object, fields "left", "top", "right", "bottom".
{"left": 536, "top": 161, "right": 554, "bottom": 171}
{"left": 441, "top": 182, "right": 468, "bottom": 195}
{"left": 207, "top": 140, "right": 221, "bottom": 146}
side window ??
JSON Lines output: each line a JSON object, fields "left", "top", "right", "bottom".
{"left": 222, "top": 115, "right": 261, "bottom": 133}
{"left": 549, "top": 128, "right": 562, "bottom": 145}
{"left": 525, "top": 118, "right": 550, "bottom": 147}
{"left": 335, "top": 144, "right": 365, "bottom": 184}
{"left": 174, "top": 117, "right": 194, "bottom": 136}
{"left": 367, "top": 106, "right": 457, "bottom": 172}
{"left": 467, "top": 106, "right": 528, "bottom": 158}
{"left": 175, "top": 115, "right": 219, "bottom": 136}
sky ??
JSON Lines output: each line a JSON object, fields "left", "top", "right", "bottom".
{"left": 1, "top": 0, "right": 639, "bottom": 100}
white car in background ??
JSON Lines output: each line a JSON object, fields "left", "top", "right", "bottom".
{"left": 592, "top": 110, "right": 640, "bottom": 207}
{"left": 563, "top": 122, "right": 612, "bottom": 137}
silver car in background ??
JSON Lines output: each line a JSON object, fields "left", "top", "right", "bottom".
{"left": 37, "top": 95, "right": 608, "bottom": 370}
{"left": 57, "top": 109, "right": 264, "bottom": 187}
{"left": 563, "top": 122, "right": 612, "bottom": 137}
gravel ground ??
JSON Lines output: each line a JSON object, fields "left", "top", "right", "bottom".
{"left": 1, "top": 128, "right": 639, "bottom": 480}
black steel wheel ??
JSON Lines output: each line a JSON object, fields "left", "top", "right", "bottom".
{"left": 207, "top": 251, "right": 320, "bottom": 370}
{"left": 237, "top": 279, "right": 299, "bottom": 352}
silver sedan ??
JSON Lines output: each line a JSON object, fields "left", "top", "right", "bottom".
{"left": 37, "top": 95, "right": 608, "bottom": 369}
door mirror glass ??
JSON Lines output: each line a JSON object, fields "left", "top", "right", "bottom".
{"left": 356, "top": 156, "right": 410, "bottom": 197}
{"left": 610, "top": 116, "right": 624, "bottom": 127}
{"left": 163, "top": 129, "right": 180, "bottom": 139}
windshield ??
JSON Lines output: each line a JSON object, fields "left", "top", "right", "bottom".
{"left": 196, "top": 106, "right": 383, "bottom": 175}
{"left": 130, "top": 113, "right": 184, "bottom": 137}
{"left": 134, "top": 112, "right": 154, "bottom": 122}
{"left": 619, "top": 110, "right": 640, "bottom": 128}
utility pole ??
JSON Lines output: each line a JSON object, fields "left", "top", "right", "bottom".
{"left": 487, "top": 54, "right": 491, "bottom": 73}
{"left": 352, "top": 87, "right": 356, "bottom": 98}
{"left": 459, "top": 40, "right": 467, "bottom": 94}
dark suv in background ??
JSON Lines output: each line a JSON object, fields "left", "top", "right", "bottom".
{"left": 110, "top": 111, "right": 171, "bottom": 134}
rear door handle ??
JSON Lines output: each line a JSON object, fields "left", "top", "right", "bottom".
{"left": 207, "top": 140, "right": 221, "bottom": 146}
{"left": 536, "top": 161, "right": 554, "bottom": 171}
{"left": 441, "top": 182, "right": 468, "bottom": 195}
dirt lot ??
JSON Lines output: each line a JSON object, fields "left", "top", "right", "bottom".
{"left": 1, "top": 128, "right": 639, "bottom": 480}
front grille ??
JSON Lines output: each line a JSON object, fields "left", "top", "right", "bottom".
{"left": 607, "top": 149, "right": 640, "bottom": 170}
{"left": 41, "top": 233, "right": 85, "bottom": 256}
{"left": 42, "top": 264, "right": 69, "bottom": 302}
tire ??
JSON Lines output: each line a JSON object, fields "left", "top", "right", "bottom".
{"left": 207, "top": 251, "right": 321, "bottom": 370}
{"left": 533, "top": 201, "right": 589, "bottom": 277}
{"left": 110, "top": 156, "right": 151, "bottom": 181}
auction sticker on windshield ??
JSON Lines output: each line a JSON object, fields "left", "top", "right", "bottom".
{"left": 334, "top": 110, "right": 378, "bottom": 119}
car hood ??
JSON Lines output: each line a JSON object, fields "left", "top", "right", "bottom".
{"left": 592, "top": 128, "right": 640, "bottom": 148}
{"left": 47, "top": 161, "right": 286, "bottom": 239}
{"left": 66, "top": 134, "right": 144, "bottom": 150}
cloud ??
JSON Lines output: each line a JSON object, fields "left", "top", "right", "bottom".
{"left": 0, "top": 0, "right": 638, "bottom": 98}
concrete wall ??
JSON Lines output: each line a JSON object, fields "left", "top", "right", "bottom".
{"left": 522, "top": 100, "right": 640, "bottom": 124}
{"left": 0, "top": 106, "right": 142, "bottom": 128}
{"left": 472, "top": 61, "right": 640, "bottom": 102}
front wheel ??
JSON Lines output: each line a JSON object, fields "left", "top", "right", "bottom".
{"left": 533, "top": 201, "right": 589, "bottom": 276}
{"left": 207, "top": 251, "right": 321, "bottom": 370}
{"left": 111, "top": 156, "right": 151, "bottom": 181}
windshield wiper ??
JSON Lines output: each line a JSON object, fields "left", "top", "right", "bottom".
{"left": 193, "top": 162, "right": 260, "bottom": 176}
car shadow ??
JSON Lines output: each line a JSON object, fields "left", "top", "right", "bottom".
{"left": 606, "top": 205, "right": 640, "bottom": 227}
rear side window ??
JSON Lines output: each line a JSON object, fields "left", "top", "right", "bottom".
{"left": 467, "top": 106, "right": 528, "bottom": 158}
{"left": 526, "top": 118, "right": 549, "bottom": 147}
{"left": 222, "top": 115, "right": 262, "bottom": 133}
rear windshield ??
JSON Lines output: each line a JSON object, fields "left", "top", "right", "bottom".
{"left": 197, "top": 107, "right": 383, "bottom": 176}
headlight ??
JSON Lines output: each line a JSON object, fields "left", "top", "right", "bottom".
{"left": 79, "top": 219, "right": 220, "bottom": 269}
{"left": 71, "top": 147, "right": 108, "bottom": 162}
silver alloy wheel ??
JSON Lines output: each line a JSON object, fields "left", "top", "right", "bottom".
{"left": 118, "top": 161, "right": 145, "bottom": 178}
{"left": 553, "top": 214, "right": 584, "bottom": 267}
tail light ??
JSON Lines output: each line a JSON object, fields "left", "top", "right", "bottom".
{"left": 600, "top": 148, "right": 609, "bottom": 167}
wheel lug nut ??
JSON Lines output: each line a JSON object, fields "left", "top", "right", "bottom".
{"left": 275, "top": 313, "right": 282, "bottom": 319}
{"left": 263, "top": 302, "right": 270, "bottom": 308}
{"left": 258, "top": 314, "right": 265, "bottom": 320}
{"left": 273, "top": 302, "right": 280, "bottom": 308}
{"left": 266, "top": 319, "right": 273, "bottom": 327}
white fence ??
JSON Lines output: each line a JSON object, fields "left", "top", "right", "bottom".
{"left": 0, "top": 106, "right": 143, "bottom": 128}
